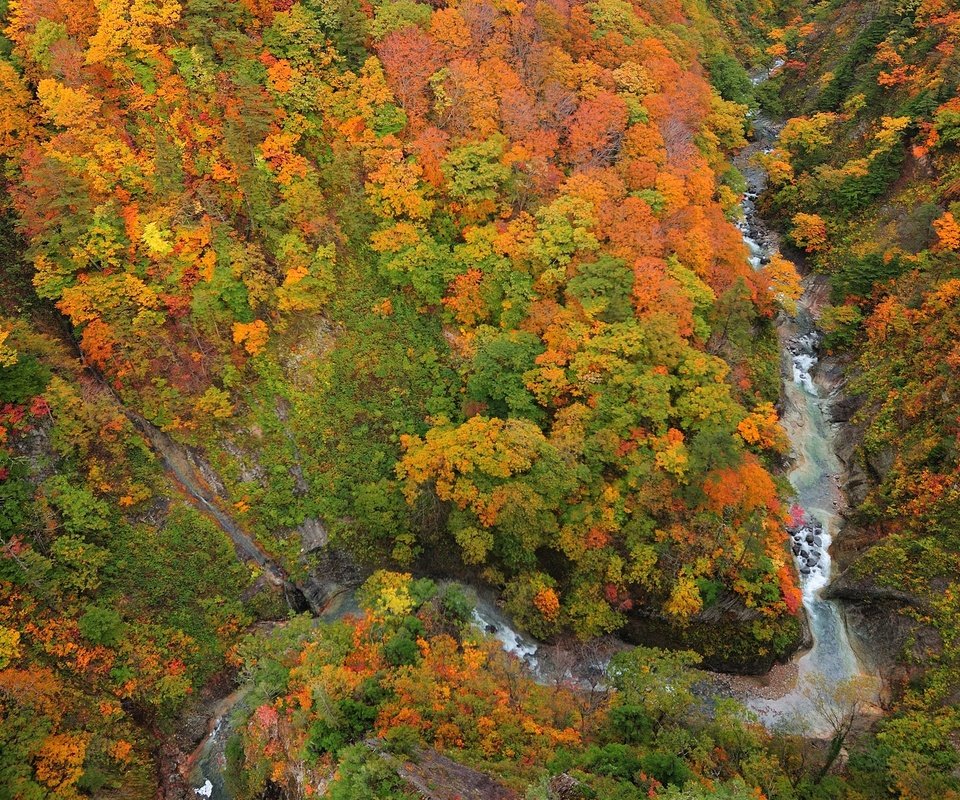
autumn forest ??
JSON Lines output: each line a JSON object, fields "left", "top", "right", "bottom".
{"left": 0, "top": 0, "right": 958, "bottom": 795}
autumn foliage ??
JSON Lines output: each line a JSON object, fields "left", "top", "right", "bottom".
{"left": 0, "top": 0, "right": 810, "bottom": 790}
{"left": 760, "top": 2, "right": 960, "bottom": 790}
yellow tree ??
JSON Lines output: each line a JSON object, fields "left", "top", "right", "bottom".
{"left": 791, "top": 212, "right": 828, "bottom": 252}
{"left": 0, "top": 63, "right": 36, "bottom": 162}
{"left": 764, "top": 253, "right": 804, "bottom": 314}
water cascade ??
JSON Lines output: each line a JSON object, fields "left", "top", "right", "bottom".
{"left": 734, "top": 90, "right": 876, "bottom": 732}
{"left": 471, "top": 599, "right": 541, "bottom": 673}
{"left": 184, "top": 71, "right": 882, "bottom": 800}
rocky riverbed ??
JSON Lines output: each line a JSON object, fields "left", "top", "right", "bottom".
{"left": 725, "top": 80, "right": 883, "bottom": 732}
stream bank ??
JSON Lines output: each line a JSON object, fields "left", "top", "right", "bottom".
{"left": 721, "top": 82, "right": 883, "bottom": 732}
{"left": 160, "top": 68, "right": 892, "bottom": 796}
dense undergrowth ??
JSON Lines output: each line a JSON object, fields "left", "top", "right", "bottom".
{"left": 224, "top": 571, "right": 957, "bottom": 800}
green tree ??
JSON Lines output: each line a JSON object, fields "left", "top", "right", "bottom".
{"left": 607, "top": 647, "right": 703, "bottom": 729}
{"left": 465, "top": 328, "right": 545, "bottom": 421}
{"left": 705, "top": 52, "right": 753, "bottom": 105}
{"left": 566, "top": 255, "right": 635, "bottom": 323}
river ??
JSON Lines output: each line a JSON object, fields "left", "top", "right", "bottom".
{"left": 464, "top": 80, "right": 880, "bottom": 734}
{"left": 468, "top": 89, "right": 878, "bottom": 733}
{"left": 182, "top": 70, "right": 880, "bottom": 798}
{"left": 732, "top": 86, "right": 878, "bottom": 733}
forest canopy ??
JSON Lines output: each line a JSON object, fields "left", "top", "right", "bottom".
{"left": 2, "top": 0, "right": 959, "bottom": 795}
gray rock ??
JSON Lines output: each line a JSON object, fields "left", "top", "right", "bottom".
{"left": 298, "top": 517, "right": 328, "bottom": 553}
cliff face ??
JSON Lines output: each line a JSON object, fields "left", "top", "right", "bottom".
{"left": 367, "top": 742, "right": 520, "bottom": 800}
{"left": 620, "top": 606, "right": 805, "bottom": 675}
{"left": 819, "top": 352, "right": 917, "bottom": 699}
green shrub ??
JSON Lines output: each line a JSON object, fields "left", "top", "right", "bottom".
{"left": 706, "top": 52, "right": 753, "bottom": 104}
{"left": 383, "top": 631, "right": 418, "bottom": 666}
{"left": 438, "top": 585, "right": 473, "bottom": 625}
{"left": 78, "top": 606, "right": 124, "bottom": 647}
{"left": 0, "top": 356, "right": 50, "bottom": 404}
{"left": 583, "top": 744, "right": 643, "bottom": 782}
{"left": 639, "top": 752, "right": 692, "bottom": 787}
{"left": 606, "top": 704, "right": 654, "bottom": 745}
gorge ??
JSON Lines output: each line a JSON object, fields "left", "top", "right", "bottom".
{"left": 734, "top": 95, "right": 877, "bottom": 733}
{"left": 1, "top": 0, "right": 958, "bottom": 797}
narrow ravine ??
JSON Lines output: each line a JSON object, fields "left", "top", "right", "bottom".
{"left": 467, "top": 85, "right": 881, "bottom": 733}
{"left": 136, "top": 420, "right": 286, "bottom": 581}
{"left": 184, "top": 687, "right": 250, "bottom": 800}
{"left": 174, "top": 74, "right": 885, "bottom": 800}
{"left": 732, "top": 77, "right": 878, "bottom": 732}
{"left": 55, "top": 319, "right": 307, "bottom": 607}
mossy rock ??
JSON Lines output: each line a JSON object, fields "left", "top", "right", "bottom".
{"left": 619, "top": 612, "right": 804, "bottom": 675}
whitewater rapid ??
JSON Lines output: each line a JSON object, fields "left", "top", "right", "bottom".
{"left": 735, "top": 107, "right": 875, "bottom": 733}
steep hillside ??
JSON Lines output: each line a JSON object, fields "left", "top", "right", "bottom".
{"left": 3, "top": 0, "right": 959, "bottom": 795}
{"left": 1, "top": 0, "right": 802, "bottom": 664}
{"left": 753, "top": 0, "right": 960, "bottom": 792}
{"left": 0, "top": 0, "right": 806, "bottom": 791}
